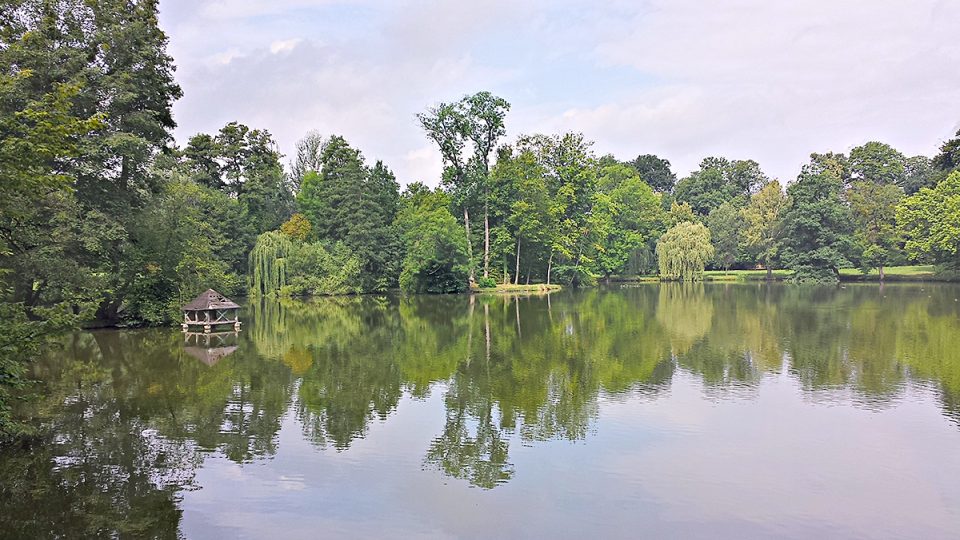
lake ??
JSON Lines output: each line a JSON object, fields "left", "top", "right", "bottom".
{"left": 3, "top": 283, "right": 960, "bottom": 539}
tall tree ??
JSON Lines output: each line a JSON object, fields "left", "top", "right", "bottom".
{"left": 462, "top": 92, "right": 510, "bottom": 279}
{"left": 490, "top": 147, "right": 552, "bottom": 285}
{"left": 933, "top": 129, "right": 960, "bottom": 173}
{"left": 740, "top": 180, "right": 786, "bottom": 279}
{"left": 778, "top": 163, "right": 854, "bottom": 281}
{"left": 706, "top": 202, "right": 742, "bottom": 272}
{"left": 849, "top": 141, "right": 906, "bottom": 186}
{"left": 592, "top": 164, "right": 663, "bottom": 280}
{"left": 897, "top": 171, "right": 960, "bottom": 271}
{"left": 627, "top": 154, "right": 677, "bottom": 193}
{"left": 417, "top": 100, "right": 475, "bottom": 279}
{"left": 288, "top": 130, "right": 325, "bottom": 193}
{"left": 1, "top": 0, "right": 183, "bottom": 323}
{"left": 418, "top": 92, "right": 510, "bottom": 281}
{"left": 519, "top": 133, "right": 598, "bottom": 285}
{"left": 296, "top": 136, "right": 400, "bottom": 291}
{"left": 183, "top": 122, "right": 294, "bottom": 246}
{"left": 848, "top": 181, "right": 903, "bottom": 280}
{"left": 675, "top": 157, "right": 768, "bottom": 215}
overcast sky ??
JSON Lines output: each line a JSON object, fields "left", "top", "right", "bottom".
{"left": 158, "top": 0, "right": 960, "bottom": 186}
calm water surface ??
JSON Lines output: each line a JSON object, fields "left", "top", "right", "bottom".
{"left": 3, "top": 284, "right": 960, "bottom": 539}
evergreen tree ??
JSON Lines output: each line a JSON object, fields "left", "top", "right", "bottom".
{"left": 296, "top": 136, "right": 401, "bottom": 291}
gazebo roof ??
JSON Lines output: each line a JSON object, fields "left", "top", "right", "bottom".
{"left": 183, "top": 289, "right": 240, "bottom": 311}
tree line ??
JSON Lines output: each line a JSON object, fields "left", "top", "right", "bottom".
{"left": 2, "top": 0, "right": 960, "bottom": 436}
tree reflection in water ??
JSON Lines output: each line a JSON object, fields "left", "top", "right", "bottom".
{"left": 4, "top": 283, "right": 960, "bottom": 534}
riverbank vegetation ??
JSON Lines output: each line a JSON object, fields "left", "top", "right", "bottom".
{"left": 3, "top": 0, "right": 960, "bottom": 438}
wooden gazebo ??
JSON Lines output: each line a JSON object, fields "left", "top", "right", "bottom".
{"left": 182, "top": 289, "right": 241, "bottom": 333}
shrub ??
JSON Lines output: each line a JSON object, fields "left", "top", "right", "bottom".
{"left": 476, "top": 276, "right": 497, "bottom": 289}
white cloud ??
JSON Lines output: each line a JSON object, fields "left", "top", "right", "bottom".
{"left": 197, "top": 0, "right": 350, "bottom": 20}
{"left": 269, "top": 39, "right": 302, "bottom": 55}
{"left": 583, "top": 0, "right": 960, "bottom": 178}
{"left": 159, "top": 0, "right": 960, "bottom": 185}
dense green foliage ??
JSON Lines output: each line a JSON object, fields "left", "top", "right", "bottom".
{"left": 396, "top": 184, "right": 470, "bottom": 293}
{"left": 706, "top": 202, "right": 742, "bottom": 272}
{"left": 295, "top": 136, "right": 400, "bottom": 291}
{"left": 778, "top": 167, "right": 854, "bottom": 281}
{"left": 897, "top": 171, "right": 960, "bottom": 270}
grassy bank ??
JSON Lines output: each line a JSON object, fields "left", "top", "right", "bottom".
{"left": 473, "top": 283, "right": 563, "bottom": 293}
{"left": 620, "top": 265, "right": 955, "bottom": 283}
{"left": 621, "top": 270, "right": 791, "bottom": 282}
{"left": 701, "top": 269, "right": 793, "bottom": 281}
{"left": 837, "top": 265, "right": 951, "bottom": 281}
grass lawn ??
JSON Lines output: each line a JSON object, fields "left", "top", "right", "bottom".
{"left": 838, "top": 265, "right": 941, "bottom": 281}
{"left": 474, "top": 283, "right": 563, "bottom": 293}
{"left": 838, "top": 265, "right": 935, "bottom": 276}
{"left": 701, "top": 269, "right": 793, "bottom": 281}
{"left": 624, "top": 265, "right": 951, "bottom": 282}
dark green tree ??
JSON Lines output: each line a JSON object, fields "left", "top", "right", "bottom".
{"left": 847, "top": 181, "right": 903, "bottom": 280}
{"left": 933, "top": 129, "right": 960, "bottom": 173}
{"left": 675, "top": 157, "right": 767, "bottom": 215}
{"left": 296, "top": 135, "right": 401, "bottom": 291}
{"left": 778, "top": 164, "right": 854, "bottom": 281}
{"left": 849, "top": 141, "right": 906, "bottom": 186}
{"left": 627, "top": 154, "right": 677, "bottom": 193}
{"left": 902, "top": 155, "right": 936, "bottom": 195}
{"left": 183, "top": 122, "right": 294, "bottom": 234}
{"left": 396, "top": 184, "right": 470, "bottom": 293}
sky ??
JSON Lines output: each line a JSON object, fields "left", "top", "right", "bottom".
{"left": 158, "top": 0, "right": 960, "bottom": 187}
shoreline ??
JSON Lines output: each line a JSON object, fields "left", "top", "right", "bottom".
{"left": 80, "top": 271, "right": 956, "bottom": 330}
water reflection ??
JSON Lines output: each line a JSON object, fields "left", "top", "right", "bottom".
{"left": 4, "top": 284, "right": 960, "bottom": 537}
{"left": 183, "top": 331, "right": 239, "bottom": 366}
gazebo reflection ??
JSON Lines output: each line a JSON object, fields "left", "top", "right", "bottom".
{"left": 183, "top": 331, "right": 239, "bottom": 366}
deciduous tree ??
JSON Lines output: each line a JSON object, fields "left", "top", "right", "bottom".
{"left": 778, "top": 166, "right": 854, "bottom": 281}
{"left": 656, "top": 222, "right": 714, "bottom": 281}
{"left": 740, "top": 180, "right": 786, "bottom": 279}
{"left": 897, "top": 171, "right": 960, "bottom": 271}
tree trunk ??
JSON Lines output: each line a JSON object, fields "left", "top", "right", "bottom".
{"left": 766, "top": 265, "right": 772, "bottom": 281}
{"left": 514, "top": 237, "right": 521, "bottom": 285}
{"left": 879, "top": 265, "right": 885, "bottom": 281}
{"left": 483, "top": 201, "right": 490, "bottom": 278}
{"left": 546, "top": 250, "right": 554, "bottom": 285}
{"left": 463, "top": 207, "right": 474, "bottom": 281}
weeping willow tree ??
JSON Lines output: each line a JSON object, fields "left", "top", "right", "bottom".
{"left": 656, "top": 221, "right": 714, "bottom": 281}
{"left": 249, "top": 231, "right": 293, "bottom": 296}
